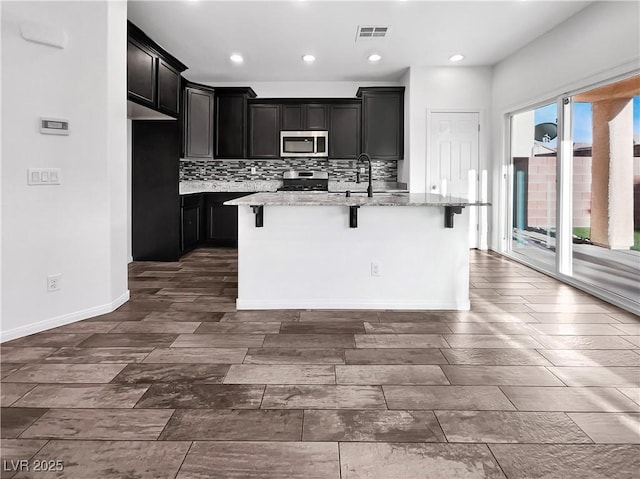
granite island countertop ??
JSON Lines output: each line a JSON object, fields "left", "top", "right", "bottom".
{"left": 179, "top": 180, "right": 408, "bottom": 195}
{"left": 224, "top": 191, "right": 490, "bottom": 207}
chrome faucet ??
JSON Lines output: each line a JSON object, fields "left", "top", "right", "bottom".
{"left": 356, "top": 153, "right": 373, "bottom": 198}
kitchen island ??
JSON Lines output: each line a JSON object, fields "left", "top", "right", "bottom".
{"left": 225, "top": 192, "right": 489, "bottom": 311}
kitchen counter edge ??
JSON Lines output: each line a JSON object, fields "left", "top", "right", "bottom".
{"left": 224, "top": 192, "right": 490, "bottom": 207}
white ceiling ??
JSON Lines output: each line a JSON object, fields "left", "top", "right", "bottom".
{"left": 128, "top": 0, "right": 591, "bottom": 83}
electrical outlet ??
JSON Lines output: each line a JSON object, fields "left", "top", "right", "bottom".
{"left": 359, "top": 167, "right": 365, "bottom": 174}
{"left": 371, "top": 261, "right": 381, "bottom": 277}
{"left": 47, "top": 273, "right": 62, "bottom": 292}
{"left": 251, "top": 167, "right": 257, "bottom": 175}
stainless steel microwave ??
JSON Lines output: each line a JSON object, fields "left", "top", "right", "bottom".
{"left": 280, "top": 131, "right": 328, "bottom": 158}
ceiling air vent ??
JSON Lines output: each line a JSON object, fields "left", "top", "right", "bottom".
{"left": 356, "top": 25, "right": 390, "bottom": 41}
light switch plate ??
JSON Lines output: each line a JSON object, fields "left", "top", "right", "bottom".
{"left": 28, "top": 168, "right": 61, "bottom": 185}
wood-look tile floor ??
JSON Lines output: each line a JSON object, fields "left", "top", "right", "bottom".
{"left": 1, "top": 248, "right": 639, "bottom": 478}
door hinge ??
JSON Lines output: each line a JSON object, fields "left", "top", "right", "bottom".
{"left": 478, "top": 124, "right": 480, "bottom": 132}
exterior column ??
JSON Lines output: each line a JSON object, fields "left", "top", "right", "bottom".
{"left": 590, "top": 98, "right": 634, "bottom": 249}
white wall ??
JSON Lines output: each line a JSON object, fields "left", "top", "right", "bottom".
{"left": 490, "top": 0, "right": 640, "bottom": 251}
{"left": 1, "top": 1, "right": 129, "bottom": 341}
{"left": 405, "top": 66, "right": 493, "bottom": 194}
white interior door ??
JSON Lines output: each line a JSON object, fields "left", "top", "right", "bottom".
{"left": 429, "top": 112, "right": 480, "bottom": 248}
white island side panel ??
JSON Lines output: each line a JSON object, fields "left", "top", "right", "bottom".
{"left": 236, "top": 205, "right": 470, "bottom": 310}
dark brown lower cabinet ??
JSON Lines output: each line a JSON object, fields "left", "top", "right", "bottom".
{"left": 180, "top": 194, "right": 202, "bottom": 253}
{"left": 180, "top": 192, "right": 252, "bottom": 253}
{"left": 206, "top": 193, "right": 242, "bottom": 246}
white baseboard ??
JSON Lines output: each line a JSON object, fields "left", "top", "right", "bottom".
{"left": 0, "top": 290, "right": 130, "bottom": 343}
{"left": 236, "top": 298, "right": 470, "bottom": 311}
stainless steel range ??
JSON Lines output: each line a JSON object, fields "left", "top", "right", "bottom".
{"left": 278, "top": 170, "right": 329, "bottom": 192}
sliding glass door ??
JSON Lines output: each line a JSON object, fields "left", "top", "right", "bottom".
{"left": 509, "top": 102, "right": 558, "bottom": 271}
{"left": 507, "top": 75, "right": 640, "bottom": 310}
{"left": 569, "top": 80, "right": 640, "bottom": 304}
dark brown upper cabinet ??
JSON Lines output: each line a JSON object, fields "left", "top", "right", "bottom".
{"left": 281, "top": 103, "right": 328, "bottom": 131}
{"left": 127, "top": 37, "right": 156, "bottom": 108}
{"left": 215, "top": 88, "right": 257, "bottom": 159}
{"left": 282, "top": 104, "right": 304, "bottom": 130}
{"left": 184, "top": 84, "right": 215, "bottom": 159}
{"left": 306, "top": 104, "right": 328, "bottom": 130}
{"left": 157, "top": 59, "right": 181, "bottom": 117}
{"left": 357, "top": 87, "right": 404, "bottom": 160}
{"left": 248, "top": 103, "right": 281, "bottom": 159}
{"left": 127, "top": 21, "right": 187, "bottom": 118}
{"left": 329, "top": 102, "right": 361, "bottom": 160}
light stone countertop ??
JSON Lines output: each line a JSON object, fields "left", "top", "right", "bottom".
{"left": 224, "top": 191, "right": 490, "bottom": 207}
{"left": 179, "top": 180, "right": 280, "bottom": 194}
{"left": 179, "top": 180, "right": 408, "bottom": 195}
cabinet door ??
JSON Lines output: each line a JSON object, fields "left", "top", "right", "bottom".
{"left": 205, "top": 193, "right": 252, "bottom": 245}
{"left": 133, "top": 120, "right": 180, "bottom": 261}
{"left": 248, "top": 104, "right": 281, "bottom": 159}
{"left": 184, "top": 86, "right": 215, "bottom": 159}
{"left": 127, "top": 38, "right": 157, "bottom": 107}
{"left": 181, "top": 205, "right": 201, "bottom": 251}
{"left": 329, "top": 104, "right": 361, "bottom": 159}
{"left": 208, "top": 203, "right": 238, "bottom": 242}
{"left": 306, "top": 104, "right": 328, "bottom": 130}
{"left": 157, "top": 59, "right": 180, "bottom": 117}
{"left": 282, "top": 104, "right": 304, "bottom": 131}
{"left": 361, "top": 90, "right": 404, "bottom": 160}
{"left": 216, "top": 93, "right": 248, "bottom": 159}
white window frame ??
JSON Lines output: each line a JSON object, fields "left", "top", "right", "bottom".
{"left": 500, "top": 71, "right": 640, "bottom": 315}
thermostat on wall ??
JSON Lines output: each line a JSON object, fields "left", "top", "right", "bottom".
{"left": 40, "top": 117, "right": 69, "bottom": 135}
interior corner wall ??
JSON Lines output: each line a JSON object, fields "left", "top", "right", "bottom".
{"left": 405, "top": 66, "right": 493, "bottom": 194}
{"left": 0, "top": 1, "right": 129, "bottom": 341}
{"left": 107, "top": 1, "right": 129, "bottom": 298}
{"left": 490, "top": 0, "right": 640, "bottom": 252}
{"left": 126, "top": 119, "right": 133, "bottom": 263}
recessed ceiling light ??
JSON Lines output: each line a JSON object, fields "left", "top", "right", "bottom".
{"left": 302, "top": 54, "right": 316, "bottom": 63}
{"left": 449, "top": 54, "right": 464, "bottom": 62}
{"left": 230, "top": 54, "right": 244, "bottom": 63}
{"left": 368, "top": 54, "right": 382, "bottom": 62}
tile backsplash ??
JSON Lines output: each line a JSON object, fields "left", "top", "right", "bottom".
{"left": 180, "top": 158, "right": 397, "bottom": 183}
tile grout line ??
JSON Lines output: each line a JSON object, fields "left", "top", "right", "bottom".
{"left": 155, "top": 408, "right": 178, "bottom": 441}
{"left": 562, "top": 411, "right": 597, "bottom": 444}
{"left": 338, "top": 440, "right": 343, "bottom": 479}
{"left": 486, "top": 443, "right": 510, "bottom": 478}
{"left": 497, "top": 385, "right": 521, "bottom": 411}
{"left": 173, "top": 440, "right": 194, "bottom": 479}
{"left": 5, "top": 383, "right": 37, "bottom": 407}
